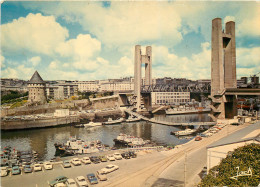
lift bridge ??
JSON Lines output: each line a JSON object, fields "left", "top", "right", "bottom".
{"left": 141, "top": 83, "right": 211, "bottom": 93}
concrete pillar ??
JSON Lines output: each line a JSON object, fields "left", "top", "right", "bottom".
{"left": 211, "top": 18, "right": 223, "bottom": 96}
{"left": 134, "top": 45, "right": 142, "bottom": 110}
{"left": 145, "top": 46, "right": 152, "bottom": 86}
{"left": 225, "top": 21, "right": 237, "bottom": 88}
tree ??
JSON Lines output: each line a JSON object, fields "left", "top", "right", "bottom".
{"left": 200, "top": 143, "right": 260, "bottom": 186}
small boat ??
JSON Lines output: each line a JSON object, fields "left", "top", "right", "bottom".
{"left": 74, "top": 124, "right": 85, "bottom": 128}
{"left": 84, "top": 122, "right": 103, "bottom": 127}
{"left": 103, "top": 118, "right": 125, "bottom": 125}
{"left": 172, "top": 128, "right": 196, "bottom": 136}
{"left": 125, "top": 115, "right": 141, "bottom": 123}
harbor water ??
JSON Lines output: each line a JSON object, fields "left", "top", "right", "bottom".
{"left": 1, "top": 113, "right": 212, "bottom": 161}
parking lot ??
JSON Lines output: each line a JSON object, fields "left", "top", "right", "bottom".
{"left": 1, "top": 150, "right": 167, "bottom": 187}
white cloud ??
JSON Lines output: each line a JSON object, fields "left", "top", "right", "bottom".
{"left": 237, "top": 8, "right": 260, "bottom": 37}
{"left": 1, "top": 13, "right": 69, "bottom": 55}
{"left": 0, "top": 53, "right": 5, "bottom": 68}
{"left": 1, "top": 65, "right": 34, "bottom": 79}
{"left": 49, "top": 61, "right": 59, "bottom": 69}
{"left": 28, "top": 56, "right": 41, "bottom": 66}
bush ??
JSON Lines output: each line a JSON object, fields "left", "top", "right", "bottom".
{"left": 199, "top": 143, "right": 260, "bottom": 186}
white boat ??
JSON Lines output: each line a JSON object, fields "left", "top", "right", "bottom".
{"left": 166, "top": 107, "right": 211, "bottom": 115}
{"left": 173, "top": 128, "right": 196, "bottom": 136}
{"left": 103, "top": 118, "right": 125, "bottom": 125}
{"left": 84, "top": 122, "right": 103, "bottom": 127}
{"left": 125, "top": 115, "right": 141, "bottom": 122}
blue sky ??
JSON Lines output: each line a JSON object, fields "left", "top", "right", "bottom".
{"left": 1, "top": 1, "right": 260, "bottom": 81}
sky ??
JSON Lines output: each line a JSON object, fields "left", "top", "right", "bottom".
{"left": 1, "top": 1, "right": 260, "bottom": 81}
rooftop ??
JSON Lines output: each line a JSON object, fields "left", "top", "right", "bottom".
{"left": 207, "top": 122, "right": 260, "bottom": 149}
{"left": 28, "top": 71, "right": 45, "bottom": 84}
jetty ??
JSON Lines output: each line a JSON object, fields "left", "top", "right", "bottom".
{"left": 124, "top": 109, "right": 216, "bottom": 126}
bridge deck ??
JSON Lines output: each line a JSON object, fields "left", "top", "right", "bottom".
{"left": 124, "top": 109, "right": 216, "bottom": 126}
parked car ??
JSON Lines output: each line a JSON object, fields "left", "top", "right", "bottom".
{"left": 96, "top": 172, "right": 107, "bottom": 181}
{"left": 81, "top": 157, "right": 91, "bottom": 164}
{"left": 75, "top": 176, "right": 88, "bottom": 187}
{"left": 121, "top": 152, "right": 131, "bottom": 159}
{"left": 63, "top": 160, "right": 71, "bottom": 168}
{"left": 99, "top": 155, "right": 108, "bottom": 162}
{"left": 98, "top": 164, "right": 119, "bottom": 174}
{"left": 106, "top": 155, "right": 116, "bottom": 161}
{"left": 113, "top": 153, "right": 123, "bottom": 160}
{"left": 33, "top": 163, "right": 42, "bottom": 172}
{"left": 54, "top": 183, "right": 67, "bottom": 187}
{"left": 44, "top": 162, "right": 53, "bottom": 170}
{"left": 71, "top": 158, "right": 81, "bottom": 166}
{"left": 128, "top": 151, "right": 137, "bottom": 158}
{"left": 49, "top": 176, "right": 68, "bottom": 187}
{"left": 86, "top": 173, "right": 98, "bottom": 184}
{"left": 0, "top": 167, "right": 8, "bottom": 177}
{"left": 65, "top": 178, "right": 77, "bottom": 187}
{"left": 89, "top": 156, "right": 100, "bottom": 164}
{"left": 24, "top": 164, "right": 33, "bottom": 173}
{"left": 195, "top": 136, "right": 202, "bottom": 141}
{"left": 11, "top": 166, "right": 21, "bottom": 175}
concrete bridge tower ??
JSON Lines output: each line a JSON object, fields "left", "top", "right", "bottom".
{"left": 134, "top": 45, "right": 152, "bottom": 111}
{"left": 209, "top": 18, "right": 237, "bottom": 121}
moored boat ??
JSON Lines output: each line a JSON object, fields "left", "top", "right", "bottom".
{"left": 84, "top": 122, "right": 103, "bottom": 127}
{"left": 172, "top": 128, "right": 196, "bottom": 136}
{"left": 103, "top": 118, "right": 125, "bottom": 125}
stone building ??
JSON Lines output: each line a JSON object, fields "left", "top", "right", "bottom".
{"left": 27, "top": 71, "right": 47, "bottom": 104}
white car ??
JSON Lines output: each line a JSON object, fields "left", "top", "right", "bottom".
{"left": 65, "top": 178, "right": 77, "bottom": 187}
{"left": 1, "top": 167, "right": 8, "bottom": 177}
{"left": 33, "top": 164, "right": 42, "bottom": 171}
{"left": 98, "top": 164, "right": 119, "bottom": 174}
{"left": 113, "top": 152, "right": 123, "bottom": 160}
{"left": 71, "top": 158, "right": 81, "bottom": 166}
{"left": 81, "top": 157, "right": 91, "bottom": 164}
{"left": 107, "top": 155, "right": 116, "bottom": 161}
{"left": 75, "top": 176, "right": 88, "bottom": 187}
{"left": 54, "top": 183, "right": 67, "bottom": 187}
{"left": 44, "top": 162, "right": 53, "bottom": 170}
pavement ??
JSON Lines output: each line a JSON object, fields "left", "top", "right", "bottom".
{"left": 1, "top": 122, "right": 252, "bottom": 187}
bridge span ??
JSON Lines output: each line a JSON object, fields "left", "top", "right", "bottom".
{"left": 124, "top": 109, "right": 216, "bottom": 126}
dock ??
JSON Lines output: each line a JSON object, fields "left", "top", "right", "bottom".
{"left": 124, "top": 109, "right": 216, "bottom": 126}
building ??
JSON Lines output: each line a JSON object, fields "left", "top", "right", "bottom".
{"left": 206, "top": 122, "right": 260, "bottom": 173}
{"left": 73, "top": 81, "right": 99, "bottom": 92}
{"left": 151, "top": 92, "right": 190, "bottom": 105}
{"left": 27, "top": 71, "right": 47, "bottom": 104}
{"left": 46, "top": 83, "right": 78, "bottom": 100}
{"left": 100, "top": 81, "right": 134, "bottom": 92}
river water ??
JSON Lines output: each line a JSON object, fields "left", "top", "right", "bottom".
{"left": 1, "top": 113, "right": 212, "bottom": 161}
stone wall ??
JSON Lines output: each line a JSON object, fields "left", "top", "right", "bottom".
{"left": 1, "top": 116, "right": 80, "bottom": 130}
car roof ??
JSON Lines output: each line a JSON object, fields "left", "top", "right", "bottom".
{"left": 77, "top": 176, "right": 85, "bottom": 180}
{"left": 106, "top": 164, "right": 115, "bottom": 167}
{"left": 56, "top": 176, "right": 67, "bottom": 179}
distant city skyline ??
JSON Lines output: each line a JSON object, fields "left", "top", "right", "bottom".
{"left": 1, "top": 1, "right": 260, "bottom": 81}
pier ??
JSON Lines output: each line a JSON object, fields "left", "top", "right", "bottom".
{"left": 124, "top": 109, "right": 216, "bottom": 126}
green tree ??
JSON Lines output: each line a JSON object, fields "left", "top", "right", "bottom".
{"left": 200, "top": 143, "right": 260, "bottom": 186}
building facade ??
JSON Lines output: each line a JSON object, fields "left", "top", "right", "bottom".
{"left": 151, "top": 92, "right": 190, "bottom": 105}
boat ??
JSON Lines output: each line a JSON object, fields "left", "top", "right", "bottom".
{"left": 166, "top": 107, "right": 211, "bottom": 115}
{"left": 125, "top": 115, "right": 141, "bottom": 123}
{"left": 74, "top": 124, "right": 85, "bottom": 128}
{"left": 103, "top": 118, "right": 125, "bottom": 125}
{"left": 172, "top": 128, "right": 197, "bottom": 136}
{"left": 113, "top": 133, "right": 147, "bottom": 147}
{"left": 84, "top": 122, "right": 103, "bottom": 127}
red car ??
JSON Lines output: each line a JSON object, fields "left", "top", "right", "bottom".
{"left": 195, "top": 136, "right": 202, "bottom": 141}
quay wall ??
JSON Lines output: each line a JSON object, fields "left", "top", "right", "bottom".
{"left": 1, "top": 96, "right": 120, "bottom": 117}
{"left": 1, "top": 109, "right": 124, "bottom": 130}
{"left": 1, "top": 116, "right": 80, "bottom": 130}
